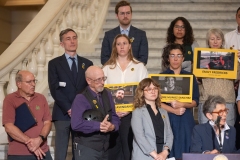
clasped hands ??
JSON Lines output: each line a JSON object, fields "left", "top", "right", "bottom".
{"left": 25, "top": 136, "right": 45, "bottom": 160}
{"left": 170, "top": 100, "right": 186, "bottom": 116}
{"left": 100, "top": 114, "right": 115, "bottom": 133}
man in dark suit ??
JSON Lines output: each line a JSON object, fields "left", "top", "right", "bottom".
{"left": 48, "top": 28, "right": 93, "bottom": 160}
{"left": 190, "top": 95, "right": 239, "bottom": 154}
{"left": 101, "top": 0, "right": 148, "bottom": 65}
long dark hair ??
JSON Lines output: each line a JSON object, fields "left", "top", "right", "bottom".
{"left": 166, "top": 17, "right": 194, "bottom": 45}
{"left": 162, "top": 43, "right": 185, "bottom": 68}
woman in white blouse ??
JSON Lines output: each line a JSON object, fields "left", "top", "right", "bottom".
{"left": 102, "top": 34, "right": 148, "bottom": 160}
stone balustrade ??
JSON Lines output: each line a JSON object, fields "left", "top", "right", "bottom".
{"left": 0, "top": 0, "right": 110, "bottom": 143}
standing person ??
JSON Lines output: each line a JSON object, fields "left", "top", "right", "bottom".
{"left": 48, "top": 28, "right": 93, "bottom": 160}
{"left": 191, "top": 95, "right": 238, "bottom": 154}
{"left": 2, "top": 70, "right": 52, "bottom": 160}
{"left": 101, "top": 0, "right": 148, "bottom": 65}
{"left": 160, "top": 43, "right": 199, "bottom": 159}
{"left": 102, "top": 34, "right": 148, "bottom": 160}
{"left": 198, "top": 28, "right": 236, "bottom": 127}
{"left": 165, "top": 17, "right": 199, "bottom": 72}
{"left": 131, "top": 78, "right": 173, "bottom": 160}
{"left": 71, "top": 66, "right": 120, "bottom": 160}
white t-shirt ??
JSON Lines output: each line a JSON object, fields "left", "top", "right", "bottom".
{"left": 224, "top": 28, "right": 240, "bottom": 50}
{"left": 102, "top": 60, "right": 148, "bottom": 84}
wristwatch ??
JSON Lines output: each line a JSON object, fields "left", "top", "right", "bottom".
{"left": 39, "top": 135, "right": 47, "bottom": 141}
{"left": 163, "top": 146, "right": 170, "bottom": 155}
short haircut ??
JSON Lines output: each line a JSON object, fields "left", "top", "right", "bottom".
{"left": 164, "top": 77, "right": 176, "bottom": 82}
{"left": 116, "top": 88, "right": 124, "bottom": 92}
{"left": 59, "top": 28, "right": 78, "bottom": 42}
{"left": 203, "top": 95, "right": 226, "bottom": 116}
{"left": 115, "top": 0, "right": 132, "bottom": 14}
{"left": 15, "top": 71, "right": 22, "bottom": 82}
{"left": 206, "top": 28, "right": 225, "bottom": 48}
{"left": 236, "top": 7, "right": 240, "bottom": 14}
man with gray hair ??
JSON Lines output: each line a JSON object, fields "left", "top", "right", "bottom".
{"left": 2, "top": 70, "right": 52, "bottom": 160}
{"left": 190, "top": 95, "right": 238, "bottom": 154}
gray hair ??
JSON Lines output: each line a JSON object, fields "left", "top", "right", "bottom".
{"left": 206, "top": 28, "right": 225, "bottom": 48}
{"left": 203, "top": 95, "right": 226, "bottom": 116}
{"left": 15, "top": 71, "right": 22, "bottom": 82}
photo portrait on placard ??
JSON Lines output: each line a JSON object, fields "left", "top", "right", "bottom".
{"left": 104, "top": 83, "right": 138, "bottom": 112}
{"left": 149, "top": 74, "right": 193, "bottom": 103}
{"left": 193, "top": 48, "right": 238, "bottom": 79}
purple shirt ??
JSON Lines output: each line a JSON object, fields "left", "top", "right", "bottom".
{"left": 71, "top": 86, "right": 120, "bottom": 134}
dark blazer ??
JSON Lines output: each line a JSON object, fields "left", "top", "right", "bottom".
{"left": 190, "top": 122, "right": 237, "bottom": 153}
{"left": 48, "top": 54, "right": 93, "bottom": 121}
{"left": 101, "top": 25, "right": 148, "bottom": 65}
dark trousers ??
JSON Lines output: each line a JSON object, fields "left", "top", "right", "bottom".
{"left": 8, "top": 150, "right": 52, "bottom": 160}
{"left": 54, "top": 120, "right": 75, "bottom": 160}
{"left": 74, "top": 143, "right": 108, "bottom": 160}
{"left": 108, "top": 113, "right": 133, "bottom": 160}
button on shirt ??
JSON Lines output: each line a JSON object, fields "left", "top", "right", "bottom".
{"left": 120, "top": 25, "right": 130, "bottom": 36}
{"left": 65, "top": 53, "right": 78, "bottom": 72}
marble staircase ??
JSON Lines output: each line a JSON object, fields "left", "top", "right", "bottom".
{"left": 85, "top": 0, "right": 239, "bottom": 73}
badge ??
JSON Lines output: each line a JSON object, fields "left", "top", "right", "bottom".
{"left": 93, "top": 100, "right": 97, "bottom": 104}
{"left": 36, "top": 105, "right": 40, "bottom": 110}
{"left": 130, "top": 37, "right": 134, "bottom": 43}
{"left": 131, "top": 68, "right": 134, "bottom": 71}
{"left": 162, "top": 115, "right": 165, "bottom": 119}
{"left": 188, "top": 51, "right": 191, "bottom": 55}
{"left": 82, "top": 63, "right": 85, "bottom": 69}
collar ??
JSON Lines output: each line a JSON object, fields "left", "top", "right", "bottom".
{"left": 14, "top": 90, "right": 37, "bottom": 100}
{"left": 87, "top": 86, "right": 101, "bottom": 98}
{"left": 208, "top": 120, "right": 230, "bottom": 132}
{"left": 116, "top": 60, "right": 133, "bottom": 69}
{"left": 64, "top": 53, "right": 78, "bottom": 60}
{"left": 120, "top": 25, "right": 131, "bottom": 32}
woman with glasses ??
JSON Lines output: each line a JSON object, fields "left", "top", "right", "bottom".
{"left": 191, "top": 95, "right": 238, "bottom": 154}
{"left": 198, "top": 28, "right": 236, "bottom": 127}
{"left": 160, "top": 43, "right": 199, "bottom": 159}
{"left": 131, "top": 78, "right": 173, "bottom": 160}
{"left": 102, "top": 34, "right": 148, "bottom": 160}
{"left": 164, "top": 17, "right": 199, "bottom": 72}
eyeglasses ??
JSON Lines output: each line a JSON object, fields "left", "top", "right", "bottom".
{"left": 212, "top": 108, "right": 229, "bottom": 116}
{"left": 119, "top": 11, "right": 131, "bottom": 16}
{"left": 21, "top": 79, "right": 38, "bottom": 84}
{"left": 143, "top": 87, "right": 158, "bottom": 93}
{"left": 89, "top": 76, "right": 107, "bottom": 83}
{"left": 174, "top": 25, "right": 185, "bottom": 30}
{"left": 169, "top": 54, "right": 183, "bottom": 59}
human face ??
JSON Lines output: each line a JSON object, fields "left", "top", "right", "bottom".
{"left": 166, "top": 77, "right": 175, "bottom": 89}
{"left": 210, "top": 104, "right": 228, "bottom": 126}
{"left": 143, "top": 83, "right": 159, "bottom": 103}
{"left": 116, "top": 90, "right": 124, "bottom": 100}
{"left": 168, "top": 49, "right": 184, "bottom": 70}
{"left": 116, "top": 37, "right": 131, "bottom": 57}
{"left": 208, "top": 33, "right": 223, "bottom": 49}
{"left": 87, "top": 70, "right": 105, "bottom": 93}
{"left": 173, "top": 20, "right": 186, "bottom": 40}
{"left": 236, "top": 10, "right": 240, "bottom": 28}
{"left": 17, "top": 72, "right": 36, "bottom": 98}
{"left": 60, "top": 31, "right": 78, "bottom": 55}
{"left": 116, "top": 6, "right": 132, "bottom": 27}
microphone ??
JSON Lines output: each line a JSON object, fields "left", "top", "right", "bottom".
{"left": 215, "top": 116, "right": 221, "bottom": 126}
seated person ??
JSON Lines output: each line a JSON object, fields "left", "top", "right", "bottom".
{"left": 191, "top": 95, "right": 238, "bottom": 154}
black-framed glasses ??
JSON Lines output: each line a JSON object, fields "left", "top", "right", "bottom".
{"left": 212, "top": 108, "right": 229, "bottom": 116}
{"left": 89, "top": 76, "right": 107, "bottom": 83}
{"left": 174, "top": 25, "right": 185, "bottom": 30}
{"left": 169, "top": 54, "right": 183, "bottom": 59}
{"left": 21, "top": 79, "right": 38, "bottom": 84}
{"left": 143, "top": 87, "right": 158, "bottom": 93}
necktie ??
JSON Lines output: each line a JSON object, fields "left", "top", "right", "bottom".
{"left": 70, "top": 57, "right": 77, "bottom": 83}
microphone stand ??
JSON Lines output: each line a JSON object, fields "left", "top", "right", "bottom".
{"left": 215, "top": 116, "right": 223, "bottom": 153}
